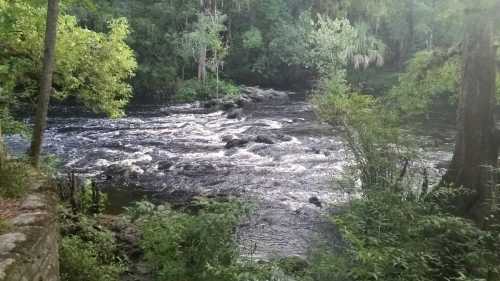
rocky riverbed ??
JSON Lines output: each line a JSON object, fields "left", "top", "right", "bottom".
{"left": 5, "top": 87, "right": 454, "bottom": 259}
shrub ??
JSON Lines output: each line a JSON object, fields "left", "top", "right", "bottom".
{"left": 59, "top": 214, "right": 125, "bottom": 281}
{"left": 60, "top": 235, "right": 125, "bottom": 281}
{"left": 387, "top": 50, "right": 460, "bottom": 118}
{"left": 312, "top": 72, "right": 415, "bottom": 192}
{"left": 134, "top": 199, "right": 244, "bottom": 281}
{"left": 307, "top": 190, "right": 500, "bottom": 281}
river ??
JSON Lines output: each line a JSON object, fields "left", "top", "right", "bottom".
{"left": 5, "top": 88, "right": 455, "bottom": 259}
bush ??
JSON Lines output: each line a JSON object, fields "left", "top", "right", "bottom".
{"left": 307, "top": 190, "right": 500, "bottom": 281}
{"left": 59, "top": 211, "right": 125, "bottom": 281}
{"left": 128, "top": 199, "right": 302, "bottom": 281}
{"left": 134, "top": 199, "right": 244, "bottom": 281}
{"left": 60, "top": 235, "right": 125, "bottom": 281}
{"left": 312, "top": 72, "right": 415, "bottom": 192}
{"left": 387, "top": 50, "right": 460, "bottom": 118}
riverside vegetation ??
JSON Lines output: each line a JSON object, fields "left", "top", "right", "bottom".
{"left": 1, "top": 0, "right": 500, "bottom": 281}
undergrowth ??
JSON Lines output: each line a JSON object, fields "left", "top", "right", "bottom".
{"left": 306, "top": 189, "right": 500, "bottom": 281}
{"left": 59, "top": 208, "right": 126, "bottom": 281}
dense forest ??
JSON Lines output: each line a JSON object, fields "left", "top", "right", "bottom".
{"left": 1, "top": 0, "right": 500, "bottom": 281}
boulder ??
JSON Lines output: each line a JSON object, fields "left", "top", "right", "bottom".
{"left": 178, "top": 162, "right": 217, "bottom": 177}
{"left": 221, "top": 101, "right": 237, "bottom": 110}
{"left": 276, "top": 134, "right": 293, "bottom": 142}
{"left": 255, "top": 135, "right": 275, "bottom": 145}
{"left": 225, "top": 138, "right": 249, "bottom": 149}
{"left": 202, "top": 99, "right": 219, "bottom": 109}
{"left": 308, "top": 196, "right": 322, "bottom": 208}
{"left": 227, "top": 108, "right": 243, "bottom": 119}
{"left": 157, "top": 160, "right": 175, "bottom": 171}
{"left": 235, "top": 96, "right": 254, "bottom": 108}
{"left": 105, "top": 164, "right": 143, "bottom": 180}
{"left": 221, "top": 135, "right": 234, "bottom": 143}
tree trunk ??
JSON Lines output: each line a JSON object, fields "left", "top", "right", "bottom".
{"left": 0, "top": 124, "right": 5, "bottom": 169}
{"left": 197, "top": 46, "right": 207, "bottom": 82}
{"left": 443, "top": 6, "right": 498, "bottom": 222}
{"left": 197, "top": 0, "right": 208, "bottom": 82}
{"left": 29, "top": 0, "right": 59, "bottom": 169}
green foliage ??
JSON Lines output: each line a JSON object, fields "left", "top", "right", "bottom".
{"left": 128, "top": 199, "right": 301, "bottom": 281}
{"left": 388, "top": 50, "right": 460, "bottom": 117}
{"left": 242, "top": 27, "right": 263, "bottom": 49}
{"left": 59, "top": 211, "right": 125, "bottom": 281}
{"left": 133, "top": 199, "right": 244, "bottom": 281}
{"left": 0, "top": 109, "right": 28, "bottom": 136}
{"left": 312, "top": 72, "right": 412, "bottom": 191}
{"left": 308, "top": 16, "right": 384, "bottom": 74}
{"left": 0, "top": 0, "right": 137, "bottom": 118}
{"left": 79, "top": 180, "right": 108, "bottom": 215}
{"left": 175, "top": 78, "right": 240, "bottom": 102}
{"left": 308, "top": 190, "right": 500, "bottom": 281}
{"left": 181, "top": 12, "right": 228, "bottom": 70}
{"left": 0, "top": 160, "right": 32, "bottom": 198}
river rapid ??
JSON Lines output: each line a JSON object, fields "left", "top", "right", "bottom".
{"left": 6, "top": 88, "right": 456, "bottom": 259}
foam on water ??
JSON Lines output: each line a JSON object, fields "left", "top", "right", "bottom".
{"left": 5, "top": 91, "right": 454, "bottom": 259}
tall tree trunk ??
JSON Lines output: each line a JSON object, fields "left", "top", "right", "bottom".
{"left": 443, "top": 6, "right": 498, "bottom": 222}
{"left": 197, "top": 0, "right": 208, "bottom": 82}
{"left": 0, "top": 124, "right": 5, "bottom": 169}
{"left": 29, "top": 0, "right": 59, "bottom": 169}
{"left": 197, "top": 46, "right": 207, "bottom": 82}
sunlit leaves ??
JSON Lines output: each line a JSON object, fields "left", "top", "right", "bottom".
{"left": 387, "top": 50, "right": 460, "bottom": 118}
{"left": 308, "top": 16, "right": 385, "bottom": 75}
{"left": 0, "top": 0, "right": 137, "bottom": 118}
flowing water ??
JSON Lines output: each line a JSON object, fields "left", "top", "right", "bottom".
{"left": 5, "top": 89, "right": 455, "bottom": 259}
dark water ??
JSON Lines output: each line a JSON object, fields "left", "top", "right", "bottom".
{"left": 5, "top": 89, "right": 454, "bottom": 259}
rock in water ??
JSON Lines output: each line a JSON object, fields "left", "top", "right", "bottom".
{"left": 276, "top": 134, "right": 293, "bottom": 142}
{"left": 157, "top": 160, "right": 175, "bottom": 172}
{"left": 221, "top": 135, "right": 234, "bottom": 143}
{"left": 225, "top": 138, "right": 249, "bottom": 149}
{"left": 226, "top": 108, "right": 243, "bottom": 119}
{"left": 255, "top": 135, "right": 275, "bottom": 144}
{"left": 308, "top": 196, "right": 322, "bottom": 208}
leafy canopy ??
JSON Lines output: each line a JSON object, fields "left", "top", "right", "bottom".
{"left": 0, "top": 0, "right": 137, "bottom": 120}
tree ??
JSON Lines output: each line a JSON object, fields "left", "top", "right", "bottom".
{"left": 29, "top": 0, "right": 59, "bottom": 168}
{"left": 443, "top": 2, "right": 498, "bottom": 222}
{"left": 0, "top": 0, "right": 136, "bottom": 167}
